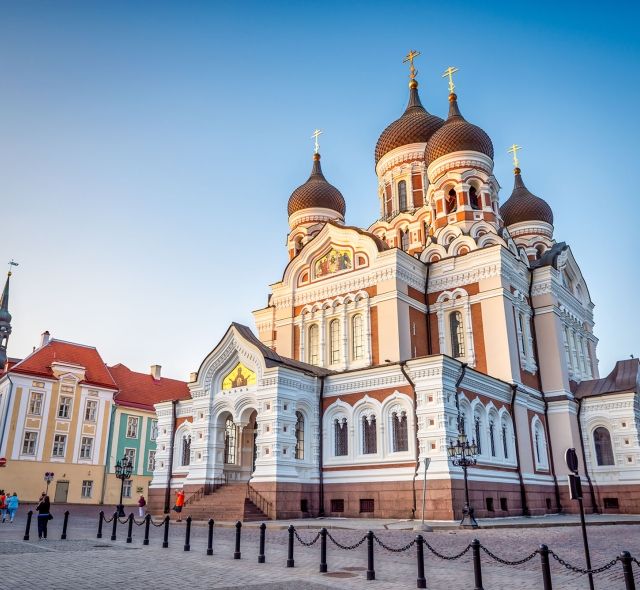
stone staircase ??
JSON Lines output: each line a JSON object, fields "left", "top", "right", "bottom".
{"left": 179, "top": 483, "right": 269, "bottom": 522}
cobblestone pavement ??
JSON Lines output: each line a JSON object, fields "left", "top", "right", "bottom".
{"left": 0, "top": 511, "right": 638, "bottom": 589}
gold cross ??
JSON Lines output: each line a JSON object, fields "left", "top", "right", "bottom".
{"left": 442, "top": 66, "right": 459, "bottom": 94}
{"left": 7, "top": 259, "right": 18, "bottom": 277}
{"left": 507, "top": 144, "right": 523, "bottom": 169}
{"left": 311, "top": 129, "right": 323, "bottom": 154}
{"left": 403, "top": 50, "right": 421, "bottom": 80}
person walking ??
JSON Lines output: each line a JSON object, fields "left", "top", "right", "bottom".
{"left": 137, "top": 494, "right": 146, "bottom": 518}
{"left": 0, "top": 490, "right": 6, "bottom": 523}
{"left": 36, "top": 494, "right": 51, "bottom": 540}
{"left": 6, "top": 493, "right": 19, "bottom": 523}
{"left": 173, "top": 490, "right": 185, "bottom": 522}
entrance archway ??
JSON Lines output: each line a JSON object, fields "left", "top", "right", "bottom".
{"left": 220, "top": 409, "right": 258, "bottom": 483}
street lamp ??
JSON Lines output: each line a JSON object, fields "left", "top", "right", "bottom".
{"left": 447, "top": 432, "right": 479, "bottom": 528}
{"left": 44, "top": 472, "right": 54, "bottom": 495}
{"left": 115, "top": 457, "right": 133, "bottom": 518}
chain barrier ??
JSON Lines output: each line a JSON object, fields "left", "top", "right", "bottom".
{"left": 423, "top": 540, "right": 472, "bottom": 560}
{"left": 480, "top": 545, "right": 539, "bottom": 566}
{"left": 294, "top": 530, "right": 321, "bottom": 547}
{"left": 150, "top": 517, "right": 167, "bottom": 527}
{"left": 117, "top": 517, "right": 130, "bottom": 525}
{"left": 632, "top": 557, "right": 640, "bottom": 568}
{"left": 372, "top": 534, "right": 416, "bottom": 553}
{"left": 101, "top": 513, "right": 115, "bottom": 524}
{"left": 549, "top": 550, "right": 620, "bottom": 575}
{"left": 326, "top": 531, "right": 368, "bottom": 551}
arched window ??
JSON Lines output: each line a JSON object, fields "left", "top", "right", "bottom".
{"left": 334, "top": 418, "right": 348, "bottom": 456}
{"left": 489, "top": 421, "right": 496, "bottom": 457}
{"left": 295, "top": 411, "right": 305, "bottom": 460}
{"left": 362, "top": 415, "right": 377, "bottom": 454}
{"left": 224, "top": 418, "right": 236, "bottom": 464}
{"left": 469, "top": 186, "right": 480, "bottom": 210}
{"left": 352, "top": 314, "right": 364, "bottom": 360}
{"left": 446, "top": 188, "right": 457, "bottom": 214}
{"left": 294, "top": 237, "right": 303, "bottom": 255}
{"left": 329, "top": 319, "right": 341, "bottom": 364}
{"left": 517, "top": 313, "right": 527, "bottom": 356}
{"left": 398, "top": 180, "right": 407, "bottom": 211}
{"left": 182, "top": 434, "right": 191, "bottom": 466}
{"left": 401, "top": 229, "right": 410, "bottom": 250}
{"left": 502, "top": 424, "right": 509, "bottom": 459}
{"left": 533, "top": 419, "right": 548, "bottom": 468}
{"left": 308, "top": 324, "right": 319, "bottom": 365}
{"left": 593, "top": 427, "right": 615, "bottom": 466}
{"left": 450, "top": 311, "right": 465, "bottom": 358}
{"left": 474, "top": 417, "right": 482, "bottom": 454}
{"left": 392, "top": 411, "right": 408, "bottom": 452}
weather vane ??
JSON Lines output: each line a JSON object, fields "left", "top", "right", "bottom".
{"left": 508, "top": 144, "right": 523, "bottom": 169}
{"left": 311, "top": 129, "right": 323, "bottom": 154}
{"left": 7, "top": 260, "right": 18, "bottom": 276}
{"left": 442, "top": 66, "right": 459, "bottom": 94}
{"left": 403, "top": 50, "right": 421, "bottom": 81}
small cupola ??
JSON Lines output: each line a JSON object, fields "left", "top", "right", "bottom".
{"left": 500, "top": 168, "right": 554, "bottom": 230}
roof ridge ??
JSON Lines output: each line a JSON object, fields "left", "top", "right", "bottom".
{"left": 50, "top": 338, "right": 98, "bottom": 350}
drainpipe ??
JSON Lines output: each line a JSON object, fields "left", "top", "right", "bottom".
{"left": 528, "top": 267, "right": 562, "bottom": 512}
{"left": 318, "top": 375, "right": 326, "bottom": 517}
{"left": 0, "top": 374, "right": 14, "bottom": 455}
{"left": 99, "top": 403, "right": 117, "bottom": 505}
{"left": 510, "top": 384, "right": 529, "bottom": 516}
{"left": 424, "top": 262, "right": 433, "bottom": 355}
{"left": 164, "top": 400, "right": 177, "bottom": 514}
{"left": 399, "top": 361, "right": 419, "bottom": 517}
{"left": 576, "top": 398, "right": 599, "bottom": 513}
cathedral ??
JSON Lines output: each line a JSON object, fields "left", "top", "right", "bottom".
{"left": 147, "top": 54, "right": 640, "bottom": 521}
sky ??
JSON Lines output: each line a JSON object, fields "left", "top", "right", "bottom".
{"left": 1, "top": 1, "right": 639, "bottom": 380}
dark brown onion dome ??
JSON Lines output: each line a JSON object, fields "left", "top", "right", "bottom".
{"left": 425, "top": 93, "right": 494, "bottom": 164}
{"left": 374, "top": 81, "right": 444, "bottom": 165}
{"left": 287, "top": 153, "right": 346, "bottom": 217}
{"left": 500, "top": 168, "right": 554, "bottom": 226}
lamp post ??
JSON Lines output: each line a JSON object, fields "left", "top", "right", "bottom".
{"left": 44, "top": 472, "right": 54, "bottom": 495}
{"left": 115, "top": 457, "right": 133, "bottom": 518}
{"left": 446, "top": 432, "right": 479, "bottom": 528}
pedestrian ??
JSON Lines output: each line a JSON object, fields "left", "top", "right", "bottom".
{"left": 0, "top": 490, "right": 6, "bottom": 523}
{"left": 173, "top": 489, "right": 185, "bottom": 522}
{"left": 137, "top": 494, "right": 146, "bottom": 518}
{"left": 36, "top": 494, "right": 52, "bottom": 540}
{"left": 6, "top": 493, "right": 19, "bottom": 523}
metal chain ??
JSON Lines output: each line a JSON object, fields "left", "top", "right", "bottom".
{"left": 372, "top": 534, "right": 416, "bottom": 553}
{"left": 132, "top": 517, "right": 147, "bottom": 526}
{"left": 632, "top": 557, "right": 640, "bottom": 568}
{"left": 549, "top": 550, "right": 620, "bottom": 575}
{"left": 150, "top": 518, "right": 167, "bottom": 527}
{"left": 101, "top": 514, "right": 115, "bottom": 524}
{"left": 117, "top": 517, "right": 131, "bottom": 525}
{"left": 480, "top": 545, "right": 538, "bottom": 566}
{"left": 423, "top": 541, "right": 472, "bottom": 560}
{"left": 326, "top": 531, "right": 368, "bottom": 550}
{"left": 294, "top": 530, "right": 321, "bottom": 547}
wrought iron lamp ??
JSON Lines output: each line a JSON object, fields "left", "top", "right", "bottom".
{"left": 44, "top": 471, "right": 54, "bottom": 495}
{"left": 115, "top": 456, "right": 133, "bottom": 517}
{"left": 446, "top": 432, "right": 479, "bottom": 528}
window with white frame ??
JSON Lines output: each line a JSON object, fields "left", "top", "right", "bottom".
{"left": 181, "top": 435, "right": 191, "bottom": 466}
{"left": 450, "top": 312, "right": 465, "bottom": 358}
{"left": 329, "top": 319, "right": 341, "bottom": 364}
{"left": 308, "top": 324, "right": 320, "bottom": 365}
{"left": 147, "top": 450, "right": 156, "bottom": 471}
{"left": 501, "top": 424, "right": 509, "bottom": 459}
{"left": 334, "top": 417, "right": 348, "bottom": 456}
{"left": 79, "top": 436, "right": 94, "bottom": 460}
{"left": 58, "top": 396, "right": 73, "bottom": 419}
{"left": 123, "top": 479, "right": 132, "bottom": 498}
{"left": 126, "top": 416, "right": 139, "bottom": 438}
{"left": 391, "top": 410, "right": 408, "bottom": 452}
{"left": 28, "top": 391, "right": 43, "bottom": 415}
{"left": 224, "top": 418, "right": 236, "bottom": 464}
{"left": 124, "top": 447, "right": 136, "bottom": 468}
{"left": 22, "top": 431, "right": 38, "bottom": 455}
{"left": 150, "top": 420, "right": 158, "bottom": 441}
{"left": 488, "top": 420, "right": 496, "bottom": 457}
{"left": 84, "top": 399, "right": 98, "bottom": 422}
{"left": 401, "top": 228, "right": 410, "bottom": 251}
{"left": 532, "top": 419, "right": 548, "bottom": 469}
{"left": 593, "top": 427, "right": 615, "bottom": 466}
{"left": 474, "top": 416, "right": 482, "bottom": 454}
{"left": 362, "top": 414, "right": 377, "bottom": 455}
{"left": 81, "top": 480, "right": 93, "bottom": 498}
{"left": 295, "top": 411, "right": 305, "bottom": 460}
{"left": 52, "top": 434, "right": 67, "bottom": 457}
{"left": 517, "top": 313, "right": 527, "bottom": 356}
{"left": 352, "top": 314, "right": 364, "bottom": 361}
{"left": 398, "top": 180, "right": 407, "bottom": 211}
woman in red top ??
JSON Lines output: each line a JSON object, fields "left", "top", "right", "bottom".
{"left": 173, "top": 490, "right": 185, "bottom": 522}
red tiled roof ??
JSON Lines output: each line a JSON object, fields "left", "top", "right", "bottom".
{"left": 109, "top": 363, "right": 190, "bottom": 411}
{"left": 10, "top": 340, "right": 116, "bottom": 389}
{"left": 573, "top": 358, "right": 639, "bottom": 400}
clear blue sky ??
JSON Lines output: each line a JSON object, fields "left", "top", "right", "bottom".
{"left": 2, "top": 1, "right": 638, "bottom": 379}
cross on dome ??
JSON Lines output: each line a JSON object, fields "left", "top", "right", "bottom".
{"left": 508, "top": 144, "right": 523, "bottom": 171}
{"left": 403, "top": 50, "right": 421, "bottom": 81}
{"left": 311, "top": 129, "right": 323, "bottom": 154}
{"left": 442, "top": 66, "right": 459, "bottom": 95}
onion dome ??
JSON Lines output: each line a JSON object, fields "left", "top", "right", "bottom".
{"left": 374, "top": 80, "right": 444, "bottom": 165}
{"left": 425, "top": 93, "right": 494, "bottom": 164}
{"left": 500, "top": 168, "right": 553, "bottom": 226}
{"left": 287, "top": 153, "right": 346, "bottom": 217}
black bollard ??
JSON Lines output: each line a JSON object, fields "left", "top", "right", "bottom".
{"left": 539, "top": 545, "right": 553, "bottom": 590}
{"left": 61, "top": 510, "right": 70, "bottom": 540}
{"left": 416, "top": 535, "right": 426, "bottom": 589}
{"left": 621, "top": 551, "right": 636, "bottom": 590}
{"left": 366, "top": 531, "right": 375, "bottom": 581}
{"left": 206, "top": 519, "right": 214, "bottom": 556}
{"left": 234, "top": 521, "right": 242, "bottom": 559}
{"left": 258, "top": 523, "right": 266, "bottom": 563}
{"left": 110, "top": 511, "right": 118, "bottom": 541}
{"left": 97, "top": 511, "right": 104, "bottom": 539}
{"left": 126, "top": 513, "right": 134, "bottom": 543}
{"left": 23, "top": 510, "right": 33, "bottom": 541}
{"left": 184, "top": 516, "right": 192, "bottom": 551}
{"left": 471, "top": 539, "right": 483, "bottom": 590}
{"left": 287, "top": 525, "right": 295, "bottom": 568}
{"left": 162, "top": 515, "right": 169, "bottom": 548}
{"left": 143, "top": 514, "right": 151, "bottom": 546}
{"left": 320, "top": 528, "right": 328, "bottom": 573}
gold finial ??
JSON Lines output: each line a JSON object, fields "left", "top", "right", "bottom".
{"left": 403, "top": 50, "right": 421, "bottom": 82}
{"left": 442, "top": 66, "right": 459, "bottom": 94}
{"left": 7, "top": 259, "right": 18, "bottom": 277}
{"left": 507, "top": 144, "right": 523, "bottom": 170}
{"left": 311, "top": 129, "right": 323, "bottom": 155}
